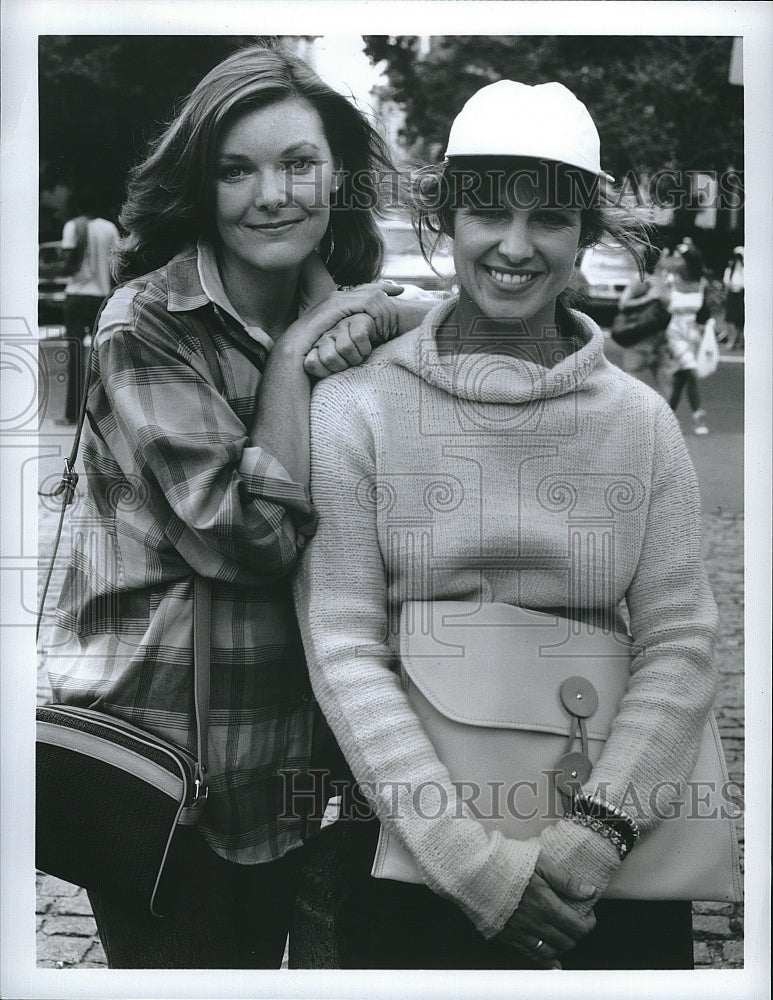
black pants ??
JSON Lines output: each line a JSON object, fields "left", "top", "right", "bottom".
{"left": 63, "top": 294, "right": 102, "bottom": 421}
{"left": 293, "top": 816, "right": 694, "bottom": 970}
{"left": 88, "top": 827, "right": 301, "bottom": 968}
{"left": 669, "top": 368, "right": 701, "bottom": 413}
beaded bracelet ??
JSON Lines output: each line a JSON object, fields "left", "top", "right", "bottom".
{"left": 564, "top": 811, "right": 632, "bottom": 860}
{"left": 575, "top": 792, "right": 641, "bottom": 838}
{"left": 567, "top": 792, "right": 641, "bottom": 859}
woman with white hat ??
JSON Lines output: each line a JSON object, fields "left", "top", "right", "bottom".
{"left": 294, "top": 80, "right": 718, "bottom": 969}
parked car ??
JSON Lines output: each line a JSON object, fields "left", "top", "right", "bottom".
{"left": 38, "top": 241, "right": 69, "bottom": 327}
{"left": 577, "top": 243, "right": 640, "bottom": 322}
{"left": 378, "top": 218, "right": 456, "bottom": 292}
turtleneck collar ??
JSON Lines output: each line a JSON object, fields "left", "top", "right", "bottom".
{"left": 385, "top": 295, "right": 608, "bottom": 405}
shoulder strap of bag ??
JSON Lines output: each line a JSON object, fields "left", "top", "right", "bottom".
{"left": 37, "top": 290, "right": 114, "bottom": 638}
{"left": 184, "top": 311, "right": 225, "bottom": 797}
{"left": 192, "top": 574, "right": 211, "bottom": 799}
{"left": 36, "top": 292, "right": 224, "bottom": 800}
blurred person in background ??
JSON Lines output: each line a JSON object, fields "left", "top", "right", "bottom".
{"left": 57, "top": 191, "right": 120, "bottom": 424}
{"left": 616, "top": 246, "right": 672, "bottom": 394}
{"left": 722, "top": 246, "right": 744, "bottom": 352}
{"left": 663, "top": 243, "right": 711, "bottom": 434}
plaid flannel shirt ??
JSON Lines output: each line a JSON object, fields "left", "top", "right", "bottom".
{"left": 45, "top": 246, "right": 321, "bottom": 863}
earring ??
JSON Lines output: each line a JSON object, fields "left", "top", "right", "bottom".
{"left": 323, "top": 227, "right": 335, "bottom": 265}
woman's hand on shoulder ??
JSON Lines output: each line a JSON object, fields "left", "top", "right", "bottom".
{"left": 303, "top": 312, "right": 383, "bottom": 378}
{"left": 291, "top": 283, "right": 405, "bottom": 379}
{"left": 281, "top": 279, "right": 440, "bottom": 379}
{"left": 493, "top": 855, "right": 599, "bottom": 969}
{"left": 283, "top": 284, "right": 403, "bottom": 360}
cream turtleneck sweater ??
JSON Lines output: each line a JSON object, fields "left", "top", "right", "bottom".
{"left": 294, "top": 297, "right": 718, "bottom": 938}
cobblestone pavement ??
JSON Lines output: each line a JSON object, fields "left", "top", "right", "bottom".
{"left": 34, "top": 344, "right": 745, "bottom": 971}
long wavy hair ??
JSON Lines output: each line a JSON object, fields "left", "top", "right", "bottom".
{"left": 113, "top": 44, "right": 395, "bottom": 285}
{"left": 411, "top": 156, "right": 655, "bottom": 305}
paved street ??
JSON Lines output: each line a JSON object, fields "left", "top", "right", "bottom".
{"left": 34, "top": 335, "right": 745, "bottom": 970}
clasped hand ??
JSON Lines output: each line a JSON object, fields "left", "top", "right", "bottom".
{"left": 493, "top": 856, "right": 599, "bottom": 970}
{"left": 281, "top": 283, "right": 404, "bottom": 380}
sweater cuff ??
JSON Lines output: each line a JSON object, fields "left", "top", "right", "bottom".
{"left": 467, "top": 834, "right": 542, "bottom": 939}
{"left": 539, "top": 818, "right": 621, "bottom": 894}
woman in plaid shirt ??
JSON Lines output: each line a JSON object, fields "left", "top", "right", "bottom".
{"left": 44, "top": 44, "right": 429, "bottom": 968}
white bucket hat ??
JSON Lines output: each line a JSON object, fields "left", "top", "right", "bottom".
{"left": 444, "top": 80, "right": 613, "bottom": 181}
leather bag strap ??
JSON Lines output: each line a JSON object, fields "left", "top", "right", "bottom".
{"left": 192, "top": 575, "right": 212, "bottom": 797}
{"left": 186, "top": 313, "right": 224, "bottom": 798}
{"left": 37, "top": 291, "right": 114, "bottom": 639}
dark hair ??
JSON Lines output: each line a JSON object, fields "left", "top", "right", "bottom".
{"left": 641, "top": 244, "right": 665, "bottom": 275}
{"left": 411, "top": 157, "right": 654, "bottom": 286}
{"left": 114, "top": 44, "right": 395, "bottom": 284}
{"left": 675, "top": 244, "right": 705, "bottom": 283}
{"left": 68, "top": 188, "right": 109, "bottom": 219}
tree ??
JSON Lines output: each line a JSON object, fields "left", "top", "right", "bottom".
{"left": 362, "top": 35, "right": 743, "bottom": 178}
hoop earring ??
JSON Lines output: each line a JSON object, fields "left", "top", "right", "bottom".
{"left": 323, "top": 227, "right": 335, "bottom": 265}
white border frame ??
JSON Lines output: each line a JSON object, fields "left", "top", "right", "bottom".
{"left": 2, "top": 3, "right": 770, "bottom": 998}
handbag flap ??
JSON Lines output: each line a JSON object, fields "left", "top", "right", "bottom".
{"left": 399, "top": 602, "right": 632, "bottom": 742}
{"left": 380, "top": 601, "right": 742, "bottom": 903}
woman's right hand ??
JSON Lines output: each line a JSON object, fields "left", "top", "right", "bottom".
{"left": 280, "top": 284, "right": 403, "bottom": 362}
{"left": 250, "top": 284, "right": 404, "bottom": 485}
{"left": 493, "top": 856, "right": 598, "bottom": 969}
{"left": 303, "top": 313, "right": 381, "bottom": 379}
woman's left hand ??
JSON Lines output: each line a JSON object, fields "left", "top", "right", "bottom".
{"left": 303, "top": 312, "right": 384, "bottom": 378}
{"left": 493, "top": 855, "right": 599, "bottom": 969}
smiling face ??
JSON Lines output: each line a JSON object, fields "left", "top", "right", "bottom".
{"left": 213, "top": 98, "right": 339, "bottom": 285}
{"left": 451, "top": 171, "right": 582, "bottom": 334}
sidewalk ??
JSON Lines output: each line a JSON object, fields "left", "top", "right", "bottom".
{"left": 34, "top": 340, "right": 745, "bottom": 970}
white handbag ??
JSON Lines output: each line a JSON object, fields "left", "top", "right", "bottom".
{"left": 371, "top": 602, "right": 742, "bottom": 902}
{"left": 696, "top": 317, "right": 720, "bottom": 378}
